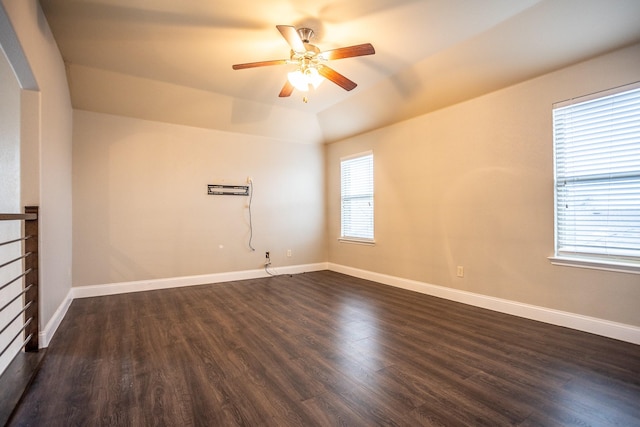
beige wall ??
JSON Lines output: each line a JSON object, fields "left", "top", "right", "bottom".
{"left": 326, "top": 43, "right": 640, "bottom": 327}
{"left": 0, "top": 45, "right": 20, "bottom": 213}
{"left": 3, "top": 0, "right": 73, "bottom": 335}
{"left": 0, "top": 34, "right": 22, "bottom": 374}
{"left": 5, "top": 0, "right": 638, "bottom": 339}
{"left": 73, "top": 110, "right": 326, "bottom": 286}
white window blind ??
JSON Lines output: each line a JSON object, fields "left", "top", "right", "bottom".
{"left": 341, "top": 152, "right": 374, "bottom": 241}
{"left": 553, "top": 83, "right": 640, "bottom": 265}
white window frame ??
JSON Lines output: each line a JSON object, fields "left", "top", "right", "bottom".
{"left": 549, "top": 82, "right": 640, "bottom": 274}
{"left": 339, "top": 151, "right": 374, "bottom": 244}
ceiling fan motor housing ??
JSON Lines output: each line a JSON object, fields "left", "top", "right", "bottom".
{"left": 297, "top": 27, "right": 315, "bottom": 44}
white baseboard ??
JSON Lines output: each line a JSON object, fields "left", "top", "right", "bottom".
{"left": 71, "top": 262, "right": 329, "bottom": 299}
{"left": 39, "top": 288, "right": 73, "bottom": 348}
{"left": 41, "top": 262, "right": 639, "bottom": 347}
{"left": 39, "top": 263, "right": 327, "bottom": 347}
{"left": 328, "top": 263, "right": 640, "bottom": 345}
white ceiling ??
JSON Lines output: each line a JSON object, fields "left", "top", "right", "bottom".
{"left": 40, "top": 0, "right": 640, "bottom": 143}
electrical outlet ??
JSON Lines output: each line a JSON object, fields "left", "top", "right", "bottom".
{"left": 247, "top": 176, "right": 253, "bottom": 183}
{"left": 265, "top": 251, "right": 270, "bottom": 260}
{"left": 456, "top": 266, "right": 464, "bottom": 278}
{"left": 286, "top": 249, "right": 292, "bottom": 257}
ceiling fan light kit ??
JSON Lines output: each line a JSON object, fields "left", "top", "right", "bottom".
{"left": 232, "top": 25, "right": 375, "bottom": 101}
{"left": 288, "top": 67, "right": 324, "bottom": 92}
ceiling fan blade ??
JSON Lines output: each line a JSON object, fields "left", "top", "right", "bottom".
{"left": 232, "top": 59, "right": 288, "bottom": 70}
{"left": 279, "top": 81, "right": 294, "bottom": 97}
{"left": 276, "top": 25, "right": 305, "bottom": 53}
{"left": 320, "top": 43, "right": 375, "bottom": 61}
{"left": 318, "top": 66, "right": 357, "bottom": 91}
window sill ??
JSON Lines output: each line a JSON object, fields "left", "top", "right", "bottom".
{"left": 338, "top": 238, "right": 376, "bottom": 246}
{"left": 548, "top": 256, "right": 640, "bottom": 275}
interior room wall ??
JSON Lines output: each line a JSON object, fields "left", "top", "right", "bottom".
{"left": 2, "top": 0, "right": 73, "bottom": 339}
{"left": 0, "top": 42, "right": 22, "bottom": 375}
{"left": 0, "top": 45, "right": 20, "bottom": 214}
{"left": 326, "top": 43, "right": 640, "bottom": 328}
{"left": 72, "top": 110, "right": 326, "bottom": 286}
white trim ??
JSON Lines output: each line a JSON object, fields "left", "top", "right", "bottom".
{"left": 328, "top": 263, "right": 640, "bottom": 345}
{"left": 338, "top": 238, "right": 375, "bottom": 246}
{"left": 40, "top": 262, "right": 640, "bottom": 347}
{"left": 71, "top": 263, "right": 329, "bottom": 299}
{"left": 340, "top": 149, "right": 373, "bottom": 162}
{"left": 553, "top": 80, "right": 640, "bottom": 108}
{"left": 39, "top": 288, "right": 73, "bottom": 348}
{"left": 39, "top": 263, "right": 327, "bottom": 347}
{"left": 549, "top": 256, "right": 640, "bottom": 275}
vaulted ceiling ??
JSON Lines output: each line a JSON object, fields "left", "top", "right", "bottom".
{"left": 40, "top": 0, "right": 640, "bottom": 144}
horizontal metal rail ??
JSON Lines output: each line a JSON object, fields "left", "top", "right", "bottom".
{"left": 0, "top": 269, "right": 32, "bottom": 292}
{"left": 0, "top": 284, "right": 33, "bottom": 314}
{"left": 0, "top": 235, "right": 32, "bottom": 248}
{"left": 0, "top": 252, "right": 32, "bottom": 270}
{"left": 0, "top": 206, "right": 40, "bottom": 426}
{"left": 0, "top": 301, "right": 33, "bottom": 336}
{"left": 0, "top": 208, "right": 38, "bottom": 353}
{"left": 0, "top": 318, "right": 33, "bottom": 360}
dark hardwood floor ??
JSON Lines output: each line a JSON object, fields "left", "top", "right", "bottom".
{"left": 8, "top": 271, "right": 640, "bottom": 426}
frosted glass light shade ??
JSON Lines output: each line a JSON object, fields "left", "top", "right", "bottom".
{"left": 306, "top": 68, "right": 323, "bottom": 89}
{"left": 287, "top": 70, "right": 309, "bottom": 91}
{"left": 287, "top": 67, "right": 324, "bottom": 92}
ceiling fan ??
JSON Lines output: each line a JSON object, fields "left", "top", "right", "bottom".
{"left": 232, "top": 25, "right": 375, "bottom": 99}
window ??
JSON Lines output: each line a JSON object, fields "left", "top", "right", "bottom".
{"left": 552, "top": 82, "right": 640, "bottom": 272}
{"left": 340, "top": 152, "right": 374, "bottom": 242}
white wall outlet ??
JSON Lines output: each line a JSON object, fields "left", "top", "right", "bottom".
{"left": 247, "top": 176, "right": 253, "bottom": 183}
{"left": 286, "top": 249, "right": 292, "bottom": 257}
{"left": 456, "top": 266, "right": 464, "bottom": 277}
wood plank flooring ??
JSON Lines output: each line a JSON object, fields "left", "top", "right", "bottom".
{"left": 8, "top": 271, "right": 640, "bottom": 426}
